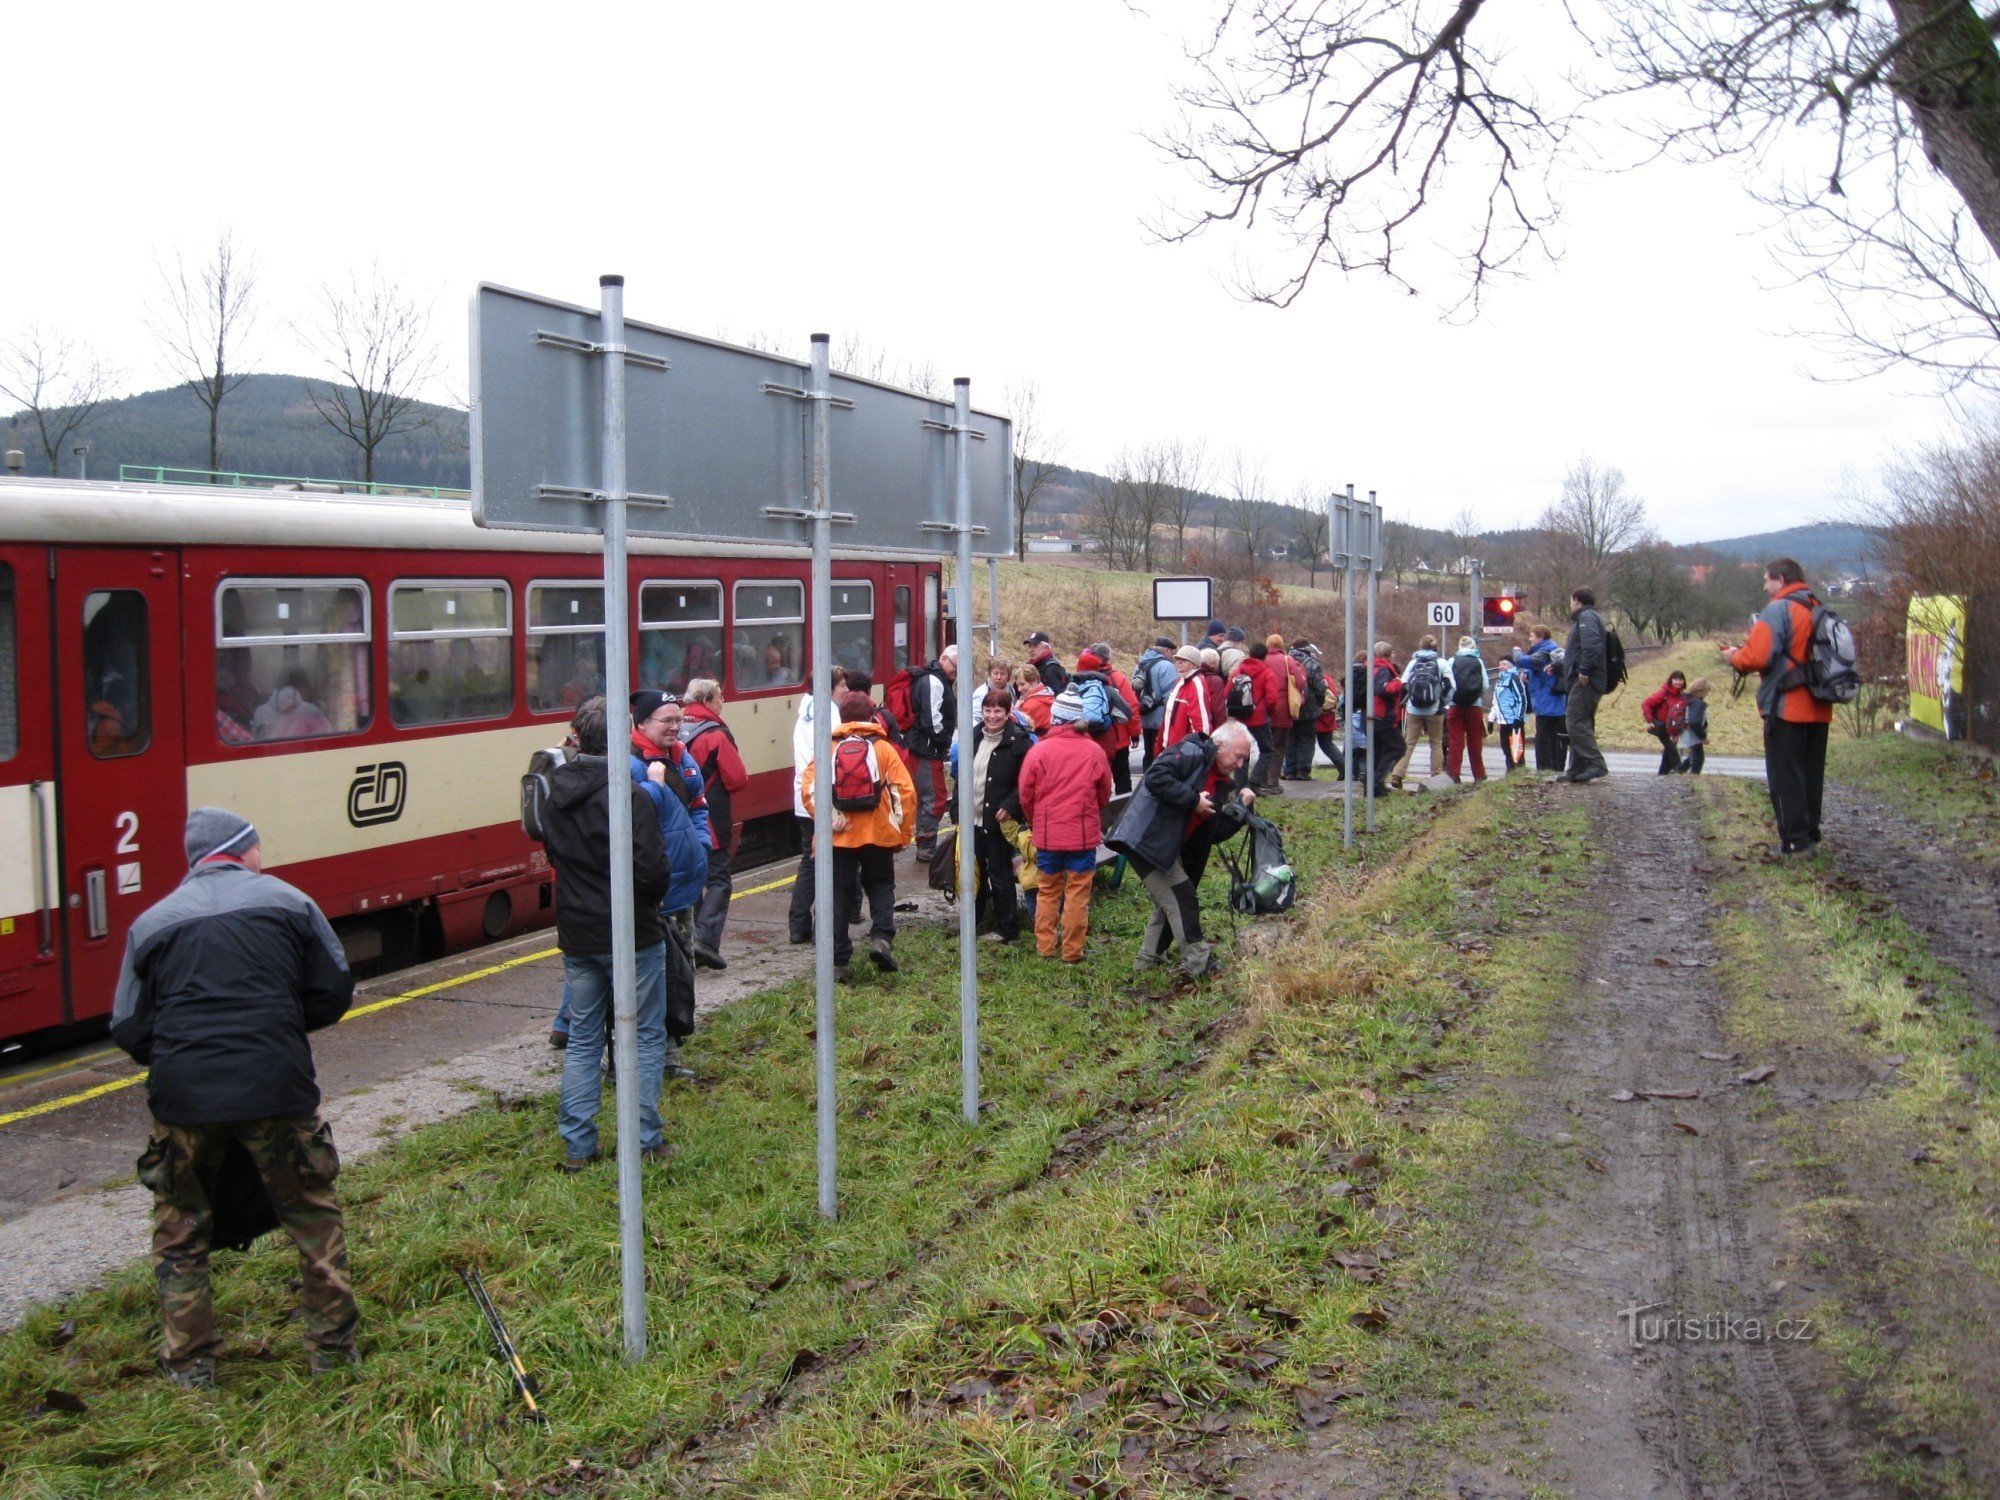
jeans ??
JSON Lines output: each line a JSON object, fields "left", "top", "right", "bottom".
{"left": 1496, "top": 719, "right": 1525, "bottom": 769}
{"left": 1315, "top": 729, "right": 1345, "bottom": 778}
{"left": 1565, "top": 680, "right": 1608, "bottom": 778}
{"left": 1110, "top": 743, "right": 1133, "bottom": 795}
{"left": 1764, "top": 717, "right": 1828, "bottom": 849}
{"left": 1683, "top": 743, "right": 1706, "bottom": 774}
{"left": 831, "top": 844, "right": 897, "bottom": 967}
{"left": 558, "top": 945, "right": 667, "bottom": 1160}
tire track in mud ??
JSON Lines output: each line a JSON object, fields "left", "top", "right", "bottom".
{"left": 1487, "top": 776, "right": 1862, "bottom": 1498}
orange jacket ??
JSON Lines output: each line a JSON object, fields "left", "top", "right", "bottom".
{"left": 799, "top": 721, "right": 918, "bottom": 849}
{"left": 1725, "top": 583, "right": 1833, "bottom": 725}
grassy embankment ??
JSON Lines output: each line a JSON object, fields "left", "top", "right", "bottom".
{"left": 0, "top": 778, "right": 1597, "bottom": 1498}
{"left": 1827, "top": 733, "right": 2000, "bottom": 865}
{"left": 1696, "top": 772, "right": 2000, "bottom": 1495}
{"left": 1598, "top": 637, "right": 1765, "bottom": 758}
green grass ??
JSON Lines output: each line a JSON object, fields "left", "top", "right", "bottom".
{"left": 1600, "top": 638, "right": 1763, "bottom": 758}
{"left": 1828, "top": 732, "right": 2000, "bottom": 865}
{"left": 0, "top": 780, "right": 1599, "bottom": 1497}
{"left": 1694, "top": 776, "right": 2000, "bottom": 1495}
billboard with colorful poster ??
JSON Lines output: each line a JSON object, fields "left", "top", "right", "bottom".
{"left": 1907, "top": 595, "right": 1967, "bottom": 740}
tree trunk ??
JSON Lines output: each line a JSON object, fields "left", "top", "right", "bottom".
{"left": 1887, "top": 0, "right": 2000, "bottom": 260}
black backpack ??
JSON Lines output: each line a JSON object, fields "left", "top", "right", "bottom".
{"left": 1604, "top": 628, "right": 1628, "bottom": 694}
{"left": 1404, "top": 656, "right": 1445, "bottom": 715}
{"left": 1222, "top": 814, "right": 1296, "bottom": 915}
{"left": 1227, "top": 671, "right": 1257, "bottom": 720}
{"left": 1450, "top": 654, "right": 1484, "bottom": 707}
{"left": 519, "top": 746, "right": 569, "bottom": 841}
{"left": 1298, "top": 656, "right": 1328, "bottom": 718}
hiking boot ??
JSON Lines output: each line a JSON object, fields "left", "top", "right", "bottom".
{"left": 663, "top": 1057, "right": 696, "bottom": 1081}
{"left": 548, "top": 1029, "right": 568, "bottom": 1050}
{"left": 692, "top": 942, "right": 728, "bottom": 971}
{"left": 561, "top": 1150, "right": 602, "bottom": 1175}
{"left": 834, "top": 965, "right": 852, "bottom": 984}
{"left": 162, "top": 1357, "right": 216, "bottom": 1390}
{"left": 308, "top": 1345, "right": 361, "bottom": 1376}
{"left": 870, "top": 937, "right": 899, "bottom": 972}
{"left": 1568, "top": 766, "right": 1608, "bottom": 785}
{"left": 789, "top": 929, "right": 812, "bottom": 945}
{"left": 641, "top": 1143, "right": 678, "bottom": 1164}
{"left": 914, "top": 844, "right": 935, "bottom": 863}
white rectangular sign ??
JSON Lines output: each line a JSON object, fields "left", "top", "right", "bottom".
{"left": 1427, "top": 600, "right": 1461, "bottom": 628}
{"left": 1154, "top": 575, "right": 1214, "bottom": 621}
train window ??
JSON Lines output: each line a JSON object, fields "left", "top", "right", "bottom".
{"left": 215, "top": 579, "right": 372, "bottom": 744}
{"left": 526, "top": 581, "right": 606, "bottom": 714}
{"left": 831, "top": 582, "right": 874, "bottom": 677}
{"left": 893, "top": 585, "right": 911, "bottom": 672}
{"left": 731, "top": 580, "right": 805, "bottom": 691}
{"left": 923, "top": 573, "right": 941, "bottom": 662}
{"left": 638, "top": 580, "right": 722, "bottom": 697}
{"left": 0, "top": 564, "right": 14, "bottom": 760}
{"left": 83, "top": 590, "right": 152, "bottom": 758}
{"left": 388, "top": 581, "right": 514, "bottom": 727}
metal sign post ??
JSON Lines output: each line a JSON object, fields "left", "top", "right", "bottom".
{"left": 805, "top": 335, "right": 842, "bottom": 1220}
{"left": 598, "top": 277, "right": 647, "bottom": 1363}
{"left": 987, "top": 557, "right": 1001, "bottom": 660}
{"left": 1334, "top": 486, "right": 1356, "bottom": 851}
{"left": 1364, "top": 491, "right": 1381, "bottom": 833}
{"left": 950, "top": 379, "right": 981, "bottom": 1125}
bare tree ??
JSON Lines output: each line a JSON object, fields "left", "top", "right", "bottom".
{"left": 1155, "top": 1, "right": 2000, "bottom": 381}
{"left": 1158, "top": 437, "right": 1210, "bottom": 569}
{"left": 1223, "top": 449, "right": 1279, "bottom": 571}
{"left": 297, "top": 267, "right": 443, "bottom": 486}
{"left": 148, "top": 231, "right": 257, "bottom": 474}
{"left": 1008, "top": 379, "right": 1067, "bottom": 557}
{"left": 1541, "top": 457, "right": 1648, "bottom": 569}
{"left": 0, "top": 326, "right": 118, "bottom": 477}
{"left": 1288, "top": 485, "right": 1331, "bottom": 586}
{"left": 1449, "top": 503, "right": 1482, "bottom": 570}
{"left": 1080, "top": 467, "right": 1150, "bottom": 572}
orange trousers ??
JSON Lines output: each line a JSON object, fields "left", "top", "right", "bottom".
{"left": 1035, "top": 869, "right": 1095, "bottom": 961}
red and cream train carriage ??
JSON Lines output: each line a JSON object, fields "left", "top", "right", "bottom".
{"left": 0, "top": 475, "right": 944, "bottom": 1048}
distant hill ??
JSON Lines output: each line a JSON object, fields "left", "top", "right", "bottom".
{"left": 3, "top": 374, "right": 469, "bottom": 489}
{"left": 1694, "top": 522, "right": 1876, "bottom": 578}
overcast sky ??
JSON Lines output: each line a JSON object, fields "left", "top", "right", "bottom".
{"left": 2, "top": 1, "right": 1975, "bottom": 543}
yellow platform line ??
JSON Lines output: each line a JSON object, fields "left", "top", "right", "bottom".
{"left": 0, "top": 867, "right": 799, "bottom": 1128}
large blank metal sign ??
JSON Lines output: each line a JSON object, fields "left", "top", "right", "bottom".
{"left": 470, "top": 283, "right": 1013, "bottom": 555}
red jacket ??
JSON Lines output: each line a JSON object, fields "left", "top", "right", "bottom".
{"left": 1102, "top": 668, "right": 1142, "bottom": 752}
{"left": 1017, "top": 724, "right": 1114, "bottom": 852}
{"left": 681, "top": 702, "right": 748, "bottom": 850}
{"left": 1162, "top": 671, "right": 1211, "bottom": 749}
{"left": 1231, "top": 655, "right": 1278, "bottom": 729}
{"left": 1641, "top": 682, "right": 1688, "bottom": 735}
{"left": 1725, "top": 583, "right": 1836, "bottom": 725}
{"left": 1016, "top": 683, "right": 1055, "bottom": 732}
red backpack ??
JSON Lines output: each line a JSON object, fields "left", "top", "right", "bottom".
{"left": 883, "top": 669, "right": 916, "bottom": 731}
{"left": 830, "top": 734, "right": 882, "bottom": 812}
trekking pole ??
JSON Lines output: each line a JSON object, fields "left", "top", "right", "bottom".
{"left": 460, "top": 1266, "right": 547, "bottom": 1424}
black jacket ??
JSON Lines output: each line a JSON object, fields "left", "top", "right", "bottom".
{"left": 111, "top": 862, "right": 353, "bottom": 1126}
{"left": 1564, "top": 606, "right": 1607, "bottom": 693}
{"left": 1035, "top": 655, "right": 1070, "bottom": 693}
{"left": 955, "top": 716, "right": 1035, "bottom": 836}
{"left": 542, "top": 755, "right": 672, "bottom": 954}
{"left": 909, "top": 661, "right": 957, "bottom": 758}
{"left": 1108, "top": 732, "right": 1217, "bottom": 871}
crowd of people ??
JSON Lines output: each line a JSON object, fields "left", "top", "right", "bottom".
{"left": 101, "top": 559, "right": 1840, "bottom": 1384}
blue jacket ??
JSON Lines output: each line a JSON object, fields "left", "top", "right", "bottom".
{"left": 1134, "top": 649, "right": 1179, "bottom": 731}
{"left": 1068, "top": 672, "right": 1113, "bottom": 731}
{"left": 630, "top": 754, "right": 708, "bottom": 915}
{"left": 1521, "top": 637, "right": 1567, "bottom": 717}
{"left": 1492, "top": 664, "right": 1527, "bottom": 723}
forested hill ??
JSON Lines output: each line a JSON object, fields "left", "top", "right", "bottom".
{"left": 4, "top": 374, "right": 469, "bottom": 489}
{"left": 1697, "top": 522, "right": 1875, "bottom": 578}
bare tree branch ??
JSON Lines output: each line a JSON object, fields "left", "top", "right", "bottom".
{"left": 147, "top": 229, "right": 257, "bottom": 474}
{"left": 0, "top": 326, "right": 119, "bottom": 477}
{"left": 296, "top": 265, "right": 442, "bottom": 486}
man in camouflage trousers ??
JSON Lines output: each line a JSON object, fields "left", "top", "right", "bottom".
{"left": 112, "top": 808, "right": 359, "bottom": 1388}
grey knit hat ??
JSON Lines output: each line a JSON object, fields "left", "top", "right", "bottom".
{"left": 1050, "top": 687, "right": 1087, "bottom": 726}
{"left": 185, "top": 807, "right": 259, "bottom": 867}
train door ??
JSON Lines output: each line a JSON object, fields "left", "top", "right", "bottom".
{"left": 885, "top": 565, "right": 921, "bottom": 676}
{"left": 53, "top": 550, "right": 186, "bottom": 1025}
{"left": 0, "top": 546, "right": 61, "bottom": 1040}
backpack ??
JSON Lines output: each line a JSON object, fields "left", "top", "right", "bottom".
{"left": 1604, "top": 628, "right": 1628, "bottom": 694}
{"left": 928, "top": 823, "right": 961, "bottom": 895}
{"left": 1106, "top": 675, "right": 1134, "bottom": 726}
{"left": 1285, "top": 665, "right": 1304, "bottom": 719}
{"left": 1298, "top": 657, "right": 1328, "bottom": 718}
{"left": 1450, "top": 654, "right": 1484, "bottom": 707}
{"left": 1227, "top": 670, "right": 1257, "bottom": 720}
{"left": 829, "top": 734, "right": 882, "bottom": 812}
{"left": 1780, "top": 598, "right": 1861, "bottom": 704}
{"left": 884, "top": 669, "right": 916, "bottom": 731}
{"left": 519, "top": 746, "right": 568, "bottom": 841}
{"left": 1404, "top": 656, "right": 1445, "bottom": 715}
{"left": 1222, "top": 814, "right": 1296, "bottom": 915}
{"left": 1136, "top": 661, "right": 1166, "bottom": 715}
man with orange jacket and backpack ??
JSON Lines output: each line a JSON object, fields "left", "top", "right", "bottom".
{"left": 1724, "top": 558, "right": 1836, "bottom": 856}
{"left": 800, "top": 691, "right": 918, "bottom": 981}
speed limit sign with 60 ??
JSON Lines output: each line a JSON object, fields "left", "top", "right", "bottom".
{"left": 1427, "top": 601, "right": 1461, "bottom": 627}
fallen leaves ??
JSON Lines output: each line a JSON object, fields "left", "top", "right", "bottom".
{"left": 1737, "top": 1065, "right": 1777, "bottom": 1085}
